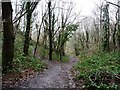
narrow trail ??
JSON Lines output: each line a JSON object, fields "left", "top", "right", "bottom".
{"left": 18, "top": 56, "right": 79, "bottom": 88}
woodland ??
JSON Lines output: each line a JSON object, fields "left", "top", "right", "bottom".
{"left": 0, "top": 0, "right": 120, "bottom": 89}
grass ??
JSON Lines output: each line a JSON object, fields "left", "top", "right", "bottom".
{"left": 75, "top": 51, "right": 120, "bottom": 89}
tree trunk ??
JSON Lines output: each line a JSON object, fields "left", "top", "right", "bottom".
{"left": 113, "top": 23, "right": 117, "bottom": 50}
{"left": 74, "top": 45, "right": 79, "bottom": 56}
{"left": 23, "top": 2, "right": 32, "bottom": 55}
{"left": 34, "top": 16, "right": 44, "bottom": 57}
{"left": 102, "top": 4, "right": 110, "bottom": 52}
{"left": 118, "top": 1, "right": 120, "bottom": 51}
{"left": 118, "top": 24, "right": 120, "bottom": 50}
{"left": 61, "top": 43, "right": 65, "bottom": 56}
{"left": 43, "top": 18, "right": 48, "bottom": 49}
{"left": 2, "top": 1, "right": 15, "bottom": 71}
{"left": 48, "top": 1, "right": 52, "bottom": 60}
{"left": 86, "top": 30, "right": 89, "bottom": 49}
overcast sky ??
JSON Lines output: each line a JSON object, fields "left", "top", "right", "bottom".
{"left": 72, "top": 0, "right": 100, "bottom": 16}
{"left": 11, "top": 0, "right": 116, "bottom": 17}
{"left": 10, "top": 0, "right": 117, "bottom": 21}
{"left": 70, "top": 0, "right": 115, "bottom": 16}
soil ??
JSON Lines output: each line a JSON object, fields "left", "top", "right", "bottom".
{"left": 17, "top": 56, "right": 79, "bottom": 88}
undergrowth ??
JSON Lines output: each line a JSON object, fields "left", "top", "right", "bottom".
{"left": 52, "top": 52, "right": 69, "bottom": 62}
{"left": 38, "top": 46, "right": 69, "bottom": 62}
{"left": 75, "top": 51, "right": 120, "bottom": 89}
{"left": 6, "top": 34, "right": 46, "bottom": 73}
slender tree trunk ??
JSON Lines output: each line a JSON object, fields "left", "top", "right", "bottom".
{"left": 99, "top": 3, "right": 103, "bottom": 51}
{"left": 86, "top": 30, "right": 89, "bottom": 49}
{"left": 102, "top": 4, "right": 110, "bottom": 52}
{"left": 74, "top": 33, "right": 79, "bottom": 56}
{"left": 61, "top": 43, "right": 65, "bottom": 56}
{"left": 43, "top": 18, "right": 48, "bottom": 49}
{"left": 33, "top": 27, "right": 40, "bottom": 57}
{"left": 59, "top": 14, "right": 65, "bottom": 60}
{"left": 23, "top": 2, "right": 32, "bottom": 55}
{"left": 113, "top": 23, "right": 117, "bottom": 50}
{"left": 52, "top": 13, "right": 55, "bottom": 52}
{"left": 48, "top": 1, "right": 52, "bottom": 60}
{"left": 74, "top": 45, "right": 79, "bottom": 56}
{"left": 118, "top": 1, "right": 120, "bottom": 51}
{"left": 2, "top": 1, "right": 15, "bottom": 71}
{"left": 34, "top": 16, "right": 44, "bottom": 57}
{"left": 43, "top": 29, "right": 48, "bottom": 49}
{"left": 118, "top": 25, "right": 120, "bottom": 50}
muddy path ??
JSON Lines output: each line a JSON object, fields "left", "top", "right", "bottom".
{"left": 18, "top": 56, "right": 79, "bottom": 88}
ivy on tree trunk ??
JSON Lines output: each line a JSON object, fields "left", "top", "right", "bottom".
{"left": 23, "top": 2, "right": 32, "bottom": 55}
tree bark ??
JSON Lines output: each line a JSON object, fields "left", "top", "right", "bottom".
{"left": 23, "top": 2, "right": 32, "bottom": 55}
{"left": 2, "top": 1, "right": 15, "bottom": 71}
{"left": 23, "top": 2, "right": 38, "bottom": 55}
{"left": 118, "top": 1, "right": 120, "bottom": 51}
{"left": 48, "top": 1, "right": 52, "bottom": 60}
{"left": 102, "top": 4, "right": 110, "bottom": 52}
{"left": 34, "top": 15, "right": 45, "bottom": 57}
{"left": 113, "top": 23, "right": 117, "bottom": 50}
{"left": 85, "top": 30, "right": 89, "bottom": 49}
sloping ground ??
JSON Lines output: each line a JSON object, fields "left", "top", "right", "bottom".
{"left": 74, "top": 52, "right": 120, "bottom": 89}
{"left": 2, "top": 34, "right": 46, "bottom": 88}
{"left": 18, "top": 56, "right": 79, "bottom": 88}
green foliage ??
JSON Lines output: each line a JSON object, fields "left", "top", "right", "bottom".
{"left": 63, "top": 24, "right": 79, "bottom": 42}
{"left": 75, "top": 52, "right": 120, "bottom": 89}
{"left": 38, "top": 47, "right": 49, "bottom": 59}
{"left": 62, "top": 55, "right": 69, "bottom": 62}
{"left": 66, "top": 24, "right": 79, "bottom": 33}
{"left": 8, "top": 34, "right": 46, "bottom": 73}
{"left": 102, "top": 4, "right": 110, "bottom": 52}
{"left": 52, "top": 52, "right": 59, "bottom": 61}
{"left": 37, "top": 46, "right": 69, "bottom": 62}
{"left": 52, "top": 52, "right": 69, "bottom": 62}
{"left": 13, "top": 53, "right": 46, "bottom": 72}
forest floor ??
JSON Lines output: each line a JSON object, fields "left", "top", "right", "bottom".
{"left": 17, "top": 56, "right": 79, "bottom": 88}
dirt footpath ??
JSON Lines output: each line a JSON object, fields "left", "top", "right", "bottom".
{"left": 18, "top": 56, "right": 79, "bottom": 88}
